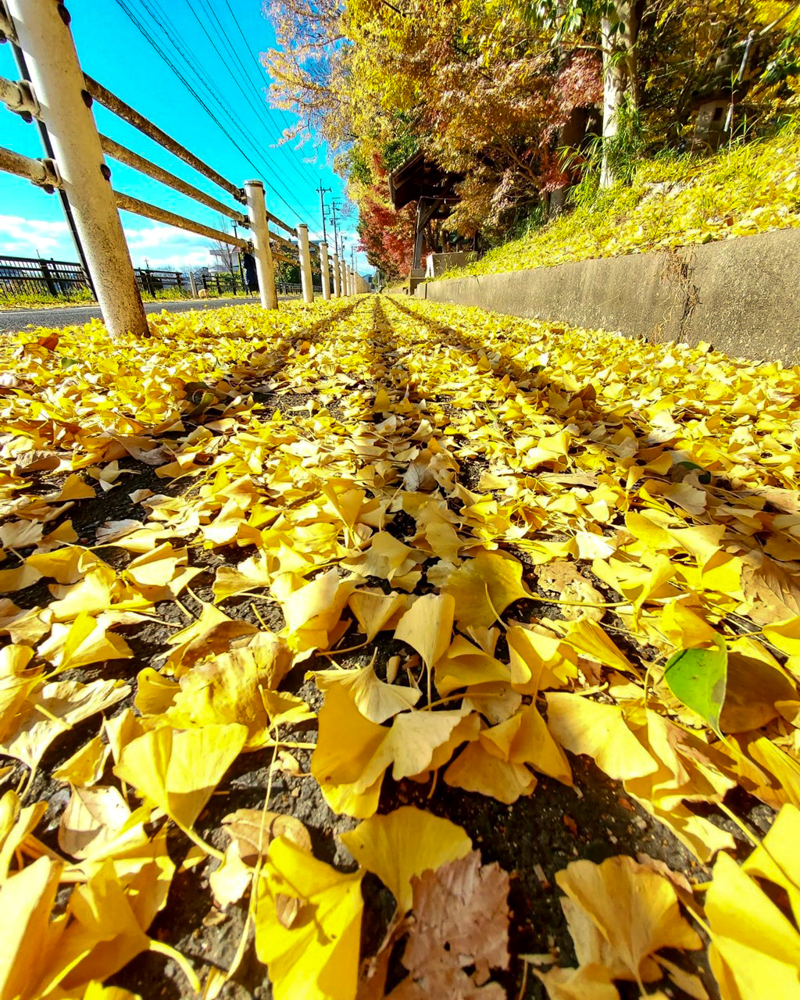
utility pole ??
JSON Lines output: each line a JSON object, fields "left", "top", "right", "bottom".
{"left": 318, "top": 182, "right": 331, "bottom": 244}
{"left": 328, "top": 199, "right": 341, "bottom": 259}
{"left": 232, "top": 220, "right": 244, "bottom": 292}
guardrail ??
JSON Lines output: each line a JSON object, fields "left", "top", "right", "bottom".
{"left": 0, "top": 253, "right": 90, "bottom": 297}
{"left": 0, "top": 0, "right": 367, "bottom": 338}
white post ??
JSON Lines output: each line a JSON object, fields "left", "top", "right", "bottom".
{"left": 339, "top": 258, "right": 348, "bottom": 296}
{"left": 244, "top": 180, "right": 277, "bottom": 309}
{"left": 331, "top": 252, "right": 341, "bottom": 297}
{"left": 189, "top": 270, "right": 198, "bottom": 297}
{"left": 348, "top": 268, "right": 355, "bottom": 296}
{"left": 297, "top": 224, "right": 313, "bottom": 304}
{"left": 7, "top": 0, "right": 147, "bottom": 338}
{"left": 318, "top": 243, "right": 330, "bottom": 300}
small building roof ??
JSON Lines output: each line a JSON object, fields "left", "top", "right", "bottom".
{"left": 388, "top": 151, "right": 462, "bottom": 210}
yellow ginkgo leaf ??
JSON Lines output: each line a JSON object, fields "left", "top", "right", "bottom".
{"left": 660, "top": 601, "right": 718, "bottom": 649}
{"left": 37, "top": 614, "right": 134, "bottom": 672}
{"left": 52, "top": 732, "right": 109, "bottom": 787}
{"left": 164, "top": 647, "right": 278, "bottom": 747}
{"left": 394, "top": 592, "right": 455, "bottom": 668}
{"left": 279, "top": 568, "right": 356, "bottom": 639}
{"left": 507, "top": 625, "right": 577, "bottom": 693}
{"left": 556, "top": 855, "right": 701, "bottom": 982}
{"left": 255, "top": 837, "right": 364, "bottom": 1000}
{"left": 534, "top": 963, "right": 621, "bottom": 1000}
{"left": 407, "top": 712, "right": 482, "bottom": 781}
{"left": 480, "top": 705, "right": 573, "bottom": 785}
{"left": 763, "top": 617, "right": 800, "bottom": 657}
{"left": 340, "top": 806, "right": 471, "bottom": 915}
{"left": 58, "top": 785, "right": 131, "bottom": 860}
{"left": 114, "top": 723, "right": 248, "bottom": 831}
{"left": 162, "top": 600, "right": 234, "bottom": 675}
{"left": 0, "top": 856, "right": 64, "bottom": 1000}
{"left": 311, "top": 684, "right": 388, "bottom": 788}
{"left": 0, "top": 679, "right": 130, "bottom": 775}
{"left": 706, "top": 851, "right": 800, "bottom": 1000}
{"left": 213, "top": 550, "right": 272, "bottom": 602}
{"left": 545, "top": 694, "right": 658, "bottom": 781}
{"left": 748, "top": 737, "right": 800, "bottom": 808}
{"left": 444, "top": 740, "right": 537, "bottom": 804}
{"left": 45, "top": 858, "right": 158, "bottom": 991}
{"left": 134, "top": 668, "right": 179, "bottom": 717}
{"left": 442, "top": 550, "right": 530, "bottom": 626}
{"left": 742, "top": 803, "right": 800, "bottom": 923}
{"left": 0, "top": 790, "right": 47, "bottom": 883}
{"left": 363, "top": 708, "right": 467, "bottom": 785}
{"left": 434, "top": 635, "right": 511, "bottom": 696}
{"left": 347, "top": 589, "right": 409, "bottom": 642}
{"left": 563, "top": 619, "right": 636, "bottom": 675}
{"left": 341, "top": 531, "right": 419, "bottom": 582}
{"left": 314, "top": 662, "right": 420, "bottom": 723}
{"left": 0, "top": 644, "right": 41, "bottom": 743}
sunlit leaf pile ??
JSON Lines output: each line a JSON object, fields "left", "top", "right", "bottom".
{"left": 442, "top": 124, "right": 800, "bottom": 281}
{"left": 1, "top": 296, "right": 799, "bottom": 999}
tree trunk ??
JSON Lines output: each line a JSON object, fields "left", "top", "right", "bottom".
{"left": 600, "top": 1, "right": 639, "bottom": 188}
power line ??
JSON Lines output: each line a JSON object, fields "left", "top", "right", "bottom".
{"left": 184, "top": 0, "right": 321, "bottom": 201}
{"left": 220, "top": 0, "right": 304, "bottom": 145}
{"left": 198, "top": 0, "right": 321, "bottom": 195}
{"left": 178, "top": 0, "right": 323, "bottom": 226}
{"left": 113, "top": 0, "right": 307, "bottom": 224}
{"left": 136, "top": 0, "right": 311, "bottom": 221}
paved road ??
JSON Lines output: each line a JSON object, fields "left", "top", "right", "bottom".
{"left": 0, "top": 295, "right": 298, "bottom": 334}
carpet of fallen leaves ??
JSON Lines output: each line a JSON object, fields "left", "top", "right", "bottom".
{"left": 1, "top": 294, "right": 800, "bottom": 1000}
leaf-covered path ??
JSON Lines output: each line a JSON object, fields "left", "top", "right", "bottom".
{"left": 1, "top": 296, "right": 799, "bottom": 1000}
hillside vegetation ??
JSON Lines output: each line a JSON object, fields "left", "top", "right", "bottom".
{"left": 440, "top": 122, "right": 800, "bottom": 279}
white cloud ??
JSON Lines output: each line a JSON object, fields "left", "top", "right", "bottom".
{"left": 0, "top": 215, "right": 70, "bottom": 253}
{"left": 138, "top": 249, "right": 214, "bottom": 270}
{"left": 124, "top": 223, "right": 210, "bottom": 249}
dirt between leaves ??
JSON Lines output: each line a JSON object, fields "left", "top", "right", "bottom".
{"left": 3, "top": 444, "right": 766, "bottom": 1000}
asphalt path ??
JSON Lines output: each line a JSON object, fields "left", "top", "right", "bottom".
{"left": 0, "top": 295, "right": 298, "bottom": 334}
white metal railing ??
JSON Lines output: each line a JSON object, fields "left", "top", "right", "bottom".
{"left": 0, "top": 0, "right": 367, "bottom": 337}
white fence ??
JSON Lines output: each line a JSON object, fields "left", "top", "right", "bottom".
{"left": 0, "top": 0, "right": 368, "bottom": 337}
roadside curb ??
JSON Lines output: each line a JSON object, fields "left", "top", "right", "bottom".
{"left": 415, "top": 228, "right": 800, "bottom": 366}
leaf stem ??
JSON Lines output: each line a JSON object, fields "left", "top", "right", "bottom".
{"left": 149, "top": 939, "right": 202, "bottom": 993}
{"left": 178, "top": 821, "right": 224, "bottom": 861}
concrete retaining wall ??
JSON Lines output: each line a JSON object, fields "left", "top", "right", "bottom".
{"left": 415, "top": 228, "right": 800, "bottom": 366}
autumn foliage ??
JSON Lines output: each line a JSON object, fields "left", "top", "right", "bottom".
{"left": 262, "top": 0, "right": 800, "bottom": 274}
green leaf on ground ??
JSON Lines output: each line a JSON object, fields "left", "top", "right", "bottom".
{"left": 664, "top": 635, "right": 728, "bottom": 736}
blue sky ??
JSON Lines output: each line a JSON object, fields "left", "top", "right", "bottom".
{"left": 0, "top": 0, "right": 367, "bottom": 273}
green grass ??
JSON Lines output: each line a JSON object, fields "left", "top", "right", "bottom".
{"left": 438, "top": 122, "right": 800, "bottom": 280}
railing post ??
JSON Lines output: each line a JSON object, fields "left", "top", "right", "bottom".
{"left": 331, "top": 252, "right": 340, "bottom": 297}
{"left": 319, "top": 243, "right": 331, "bottom": 301}
{"left": 39, "top": 258, "right": 56, "bottom": 296}
{"left": 339, "top": 257, "right": 347, "bottom": 297}
{"left": 243, "top": 180, "right": 277, "bottom": 309}
{"left": 6, "top": 0, "right": 147, "bottom": 338}
{"left": 296, "top": 224, "right": 313, "bottom": 304}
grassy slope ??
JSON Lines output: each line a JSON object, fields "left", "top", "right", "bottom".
{"left": 440, "top": 124, "right": 800, "bottom": 280}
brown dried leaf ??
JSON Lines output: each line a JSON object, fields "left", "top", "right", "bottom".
{"left": 221, "top": 808, "right": 312, "bottom": 864}
{"left": 13, "top": 450, "right": 61, "bottom": 474}
{"left": 536, "top": 561, "right": 605, "bottom": 622}
{"left": 740, "top": 552, "right": 800, "bottom": 625}
{"left": 389, "top": 850, "right": 509, "bottom": 999}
